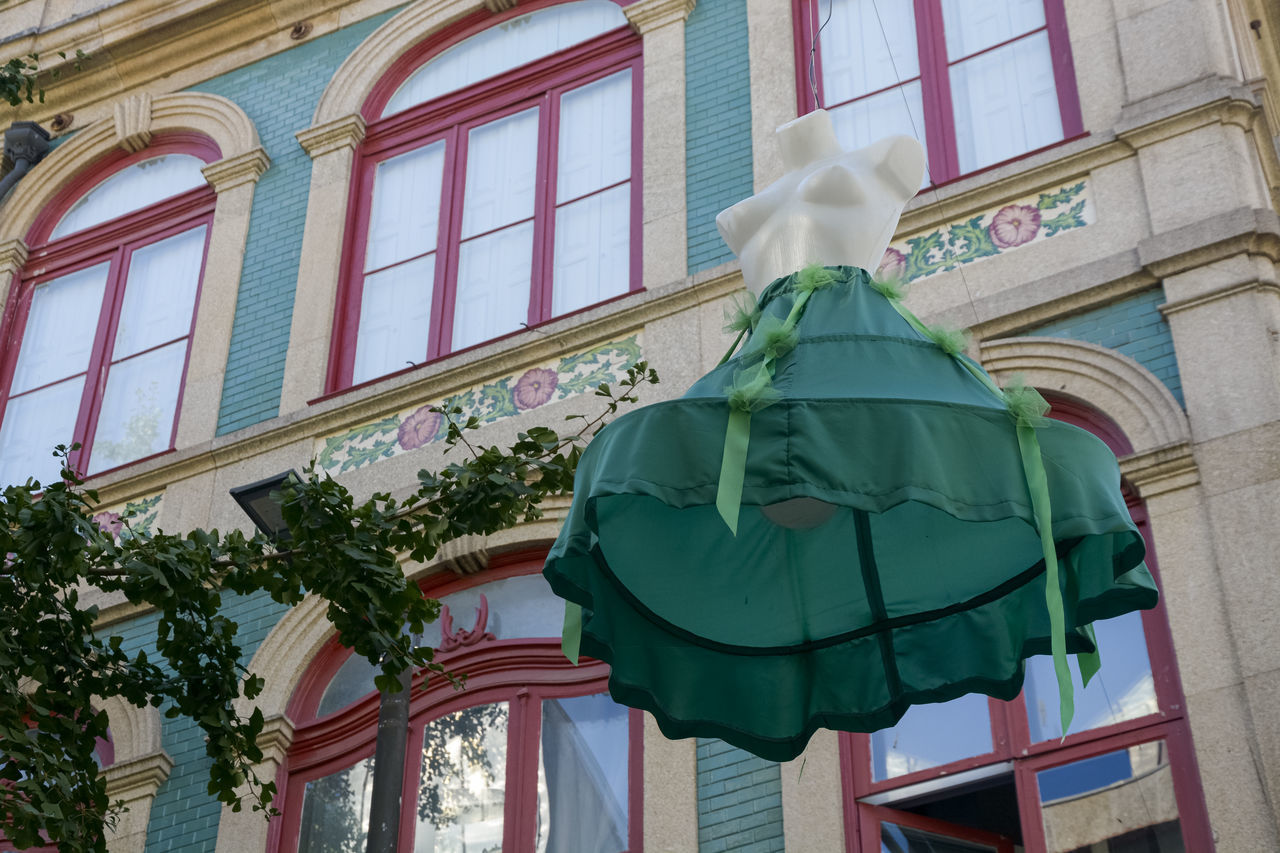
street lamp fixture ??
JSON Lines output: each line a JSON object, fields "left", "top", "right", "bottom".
{"left": 229, "top": 471, "right": 298, "bottom": 543}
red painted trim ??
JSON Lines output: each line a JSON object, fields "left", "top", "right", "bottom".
{"left": 944, "top": 26, "right": 1049, "bottom": 66}
{"left": 861, "top": 803, "right": 1016, "bottom": 852}
{"left": 26, "top": 133, "right": 220, "bottom": 246}
{"left": 1044, "top": 0, "right": 1085, "bottom": 137}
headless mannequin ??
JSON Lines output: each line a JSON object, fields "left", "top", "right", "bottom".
{"left": 716, "top": 110, "right": 926, "bottom": 297}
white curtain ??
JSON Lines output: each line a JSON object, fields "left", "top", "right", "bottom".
{"left": 51, "top": 155, "right": 207, "bottom": 240}
{"left": 537, "top": 694, "right": 628, "bottom": 853}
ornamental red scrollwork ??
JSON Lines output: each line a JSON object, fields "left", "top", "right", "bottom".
{"left": 437, "top": 593, "right": 496, "bottom": 652}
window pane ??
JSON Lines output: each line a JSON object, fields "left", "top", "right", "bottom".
{"left": 51, "top": 155, "right": 207, "bottom": 240}
{"left": 460, "top": 108, "right": 539, "bottom": 239}
{"left": 454, "top": 222, "right": 533, "bottom": 350}
{"left": 415, "top": 703, "right": 509, "bottom": 853}
{"left": 870, "top": 693, "right": 993, "bottom": 781}
{"left": 113, "top": 228, "right": 206, "bottom": 359}
{"left": 557, "top": 70, "right": 632, "bottom": 201}
{"left": 366, "top": 143, "right": 446, "bottom": 272}
{"left": 0, "top": 378, "right": 85, "bottom": 486}
{"left": 1038, "top": 740, "right": 1186, "bottom": 852}
{"left": 298, "top": 756, "right": 375, "bottom": 853}
{"left": 880, "top": 823, "right": 998, "bottom": 852}
{"left": 552, "top": 184, "right": 629, "bottom": 317}
{"left": 316, "top": 653, "right": 380, "bottom": 719}
{"left": 9, "top": 264, "right": 108, "bottom": 394}
{"left": 536, "top": 694, "right": 628, "bottom": 853}
{"left": 1024, "top": 612, "right": 1158, "bottom": 741}
{"left": 829, "top": 82, "right": 931, "bottom": 186}
{"left": 353, "top": 254, "right": 436, "bottom": 384}
{"left": 419, "top": 574, "right": 566, "bottom": 649}
{"left": 940, "top": 0, "right": 1046, "bottom": 60}
{"left": 819, "top": 0, "right": 920, "bottom": 105}
{"left": 383, "top": 0, "right": 628, "bottom": 116}
{"left": 950, "top": 31, "right": 1063, "bottom": 173}
{"left": 90, "top": 340, "right": 186, "bottom": 472}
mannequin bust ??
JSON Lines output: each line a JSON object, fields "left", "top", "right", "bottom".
{"left": 716, "top": 110, "right": 926, "bottom": 297}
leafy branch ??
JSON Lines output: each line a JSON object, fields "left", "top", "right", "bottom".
{"left": 2, "top": 51, "right": 88, "bottom": 108}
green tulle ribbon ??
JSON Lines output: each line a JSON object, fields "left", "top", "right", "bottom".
{"left": 716, "top": 265, "right": 835, "bottom": 534}
{"left": 562, "top": 600, "right": 582, "bottom": 665}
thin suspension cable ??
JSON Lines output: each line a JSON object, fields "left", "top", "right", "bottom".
{"left": 809, "top": 0, "right": 835, "bottom": 111}
{"left": 865, "top": 0, "right": 982, "bottom": 325}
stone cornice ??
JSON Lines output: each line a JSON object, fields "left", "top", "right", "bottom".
{"left": 1119, "top": 443, "right": 1201, "bottom": 499}
{"left": 257, "top": 715, "right": 296, "bottom": 764}
{"left": 623, "top": 0, "right": 696, "bottom": 33}
{"left": 1138, "top": 207, "right": 1280, "bottom": 281}
{"left": 102, "top": 751, "right": 174, "bottom": 800}
{"left": 201, "top": 147, "right": 271, "bottom": 192}
{"left": 296, "top": 114, "right": 368, "bottom": 159}
{"left": 1115, "top": 77, "right": 1261, "bottom": 151}
{"left": 75, "top": 266, "right": 745, "bottom": 552}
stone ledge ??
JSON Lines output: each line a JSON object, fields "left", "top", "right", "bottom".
{"left": 202, "top": 147, "right": 271, "bottom": 192}
{"left": 623, "top": 0, "right": 696, "bottom": 33}
{"left": 1120, "top": 442, "right": 1200, "bottom": 499}
{"left": 102, "top": 750, "right": 174, "bottom": 800}
{"left": 296, "top": 114, "right": 367, "bottom": 159}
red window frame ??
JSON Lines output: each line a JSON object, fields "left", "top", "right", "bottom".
{"left": 326, "top": 0, "right": 644, "bottom": 394}
{"left": 838, "top": 396, "right": 1213, "bottom": 852}
{"left": 0, "top": 133, "right": 218, "bottom": 481}
{"left": 793, "top": 0, "right": 1085, "bottom": 188}
{"left": 276, "top": 553, "right": 644, "bottom": 853}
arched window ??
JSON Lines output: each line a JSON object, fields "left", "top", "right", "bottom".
{"left": 328, "top": 0, "right": 642, "bottom": 391}
{"left": 796, "top": 0, "right": 1084, "bottom": 186}
{"left": 838, "top": 394, "right": 1212, "bottom": 851}
{"left": 0, "top": 135, "right": 218, "bottom": 485}
{"left": 279, "top": 556, "right": 642, "bottom": 852}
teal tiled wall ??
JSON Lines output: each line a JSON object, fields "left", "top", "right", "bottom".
{"left": 685, "top": 0, "right": 754, "bottom": 274}
{"left": 697, "top": 738, "right": 785, "bottom": 853}
{"left": 191, "top": 12, "right": 396, "bottom": 435}
{"left": 1023, "top": 288, "right": 1184, "bottom": 406}
{"left": 109, "top": 590, "right": 290, "bottom": 853}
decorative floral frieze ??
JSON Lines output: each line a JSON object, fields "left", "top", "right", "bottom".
{"left": 316, "top": 334, "right": 645, "bottom": 474}
{"left": 92, "top": 493, "right": 164, "bottom": 540}
{"left": 877, "top": 180, "right": 1095, "bottom": 285}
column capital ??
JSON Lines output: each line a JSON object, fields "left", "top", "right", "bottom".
{"left": 624, "top": 0, "right": 696, "bottom": 34}
{"left": 296, "top": 114, "right": 367, "bottom": 160}
{"left": 202, "top": 147, "right": 271, "bottom": 193}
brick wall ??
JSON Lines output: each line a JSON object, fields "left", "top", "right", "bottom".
{"left": 190, "top": 12, "right": 395, "bottom": 435}
{"left": 1023, "top": 288, "right": 1184, "bottom": 406}
{"left": 696, "top": 738, "right": 785, "bottom": 853}
{"left": 684, "top": 0, "right": 754, "bottom": 274}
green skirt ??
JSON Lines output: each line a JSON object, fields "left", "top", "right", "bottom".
{"left": 544, "top": 266, "right": 1156, "bottom": 761}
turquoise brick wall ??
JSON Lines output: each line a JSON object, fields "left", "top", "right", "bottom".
{"left": 685, "top": 0, "right": 754, "bottom": 274}
{"left": 97, "top": 590, "right": 291, "bottom": 852}
{"left": 190, "top": 12, "right": 397, "bottom": 435}
{"left": 697, "top": 738, "right": 785, "bottom": 853}
{"left": 1024, "top": 288, "right": 1184, "bottom": 406}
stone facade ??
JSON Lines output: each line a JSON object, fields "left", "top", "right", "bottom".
{"left": 2, "top": 0, "right": 1280, "bottom": 849}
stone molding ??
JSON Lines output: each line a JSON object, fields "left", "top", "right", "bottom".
{"left": 1160, "top": 278, "right": 1280, "bottom": 317}
{"left": 312, "top": 0, "right": 487, "bottom": 126}
{"left": 0, "top": 91, "right": 262, "bottom": 243}
{"left": 201, "top": 147, "right": 271, "bottom": 193}
{"left": 97, "top": 694, "right": 164, "bottom": 764}
{"left": 1119, "top": 442, "right": 1201, "bottom": 499}
{"left": 102, "top": 751, "right": 175, "bottom": 800}
{"left": 1138, "top": 206, "right": 1280, "bottom": 282}
{"left": 296, "top": 114, "right": 368, "bottom": 159}
{"left": 980, "top": 336, "right": 1191, "bottom": 454}
{"left": 623, "top": 0, "right": 696, "bottom": 33}
{"left": 113, "top": 93, "right": 154, "bottom": 153}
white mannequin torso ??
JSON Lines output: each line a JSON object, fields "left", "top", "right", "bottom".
{"left": 716, "top": 110, "right": 926, "bottom": 297}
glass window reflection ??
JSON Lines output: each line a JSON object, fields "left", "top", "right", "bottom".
{"left": 871, "top": 693, "right": 993, "bottom": 782}
{"left": 536, "top": 694, "right": 629, "bottom": 853}
{"left": 415, "top": 703, "right": 509, "bottom": 853}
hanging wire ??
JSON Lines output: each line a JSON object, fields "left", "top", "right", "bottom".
{"left": 808, "top": 0, "right": 835, "bottom": 111}
{"left": 862, "top": 0, "right": 982, "bottom": 325}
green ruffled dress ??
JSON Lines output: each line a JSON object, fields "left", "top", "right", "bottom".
{"left": 543, "top": 265, "right": 1157, "bottom": 761}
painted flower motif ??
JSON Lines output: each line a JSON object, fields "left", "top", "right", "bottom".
{"left": 876, "top": 247, "right": 907, "bottom": 281}
{"left": 513, "top": 368, "right": 558, "bottom": 410}
{"left": 398, "top": 405, "right": 444, "bottom": 450}
{"left": 93, "top": 511, "right": 123, "bottom": 537}
{"left": 988, "top": 204, "right": 1042, "bottom": 248}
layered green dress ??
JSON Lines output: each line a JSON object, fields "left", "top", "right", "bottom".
{"left": 543, "top": 265, "right": 1157, "bottom": 761}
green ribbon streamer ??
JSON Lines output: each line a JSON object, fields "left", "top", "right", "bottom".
{"left": 882, "top": 282, "right": 1089, "bottom": 734}
{"left": 717, "top": 408, "right": 752, "bottom": 534}
{"left": 561, "top": 600, "right": 582, "bottom": 665}
{"left": 1016, "top": 421, "right": 1074, "bottom": 735}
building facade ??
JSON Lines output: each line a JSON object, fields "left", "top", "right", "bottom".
{"left": 2, "top": 0, "right": 1279, "bottom": 849}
